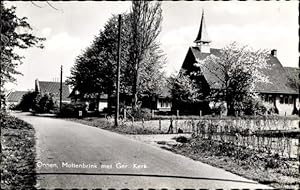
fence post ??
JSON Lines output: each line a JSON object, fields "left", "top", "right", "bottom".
{"left": 168, "top": 117, "right": 173, "bottom": 134}
{"left": 124, "top": 108, "right": 126, "bottom": 121}
{"left": 142, "top": 118, "right": 144, "bottom": 128}
{"left": 159, "top": 118, "right": 161, "bottom": 131}
{"left": 151, "top": 110, "right": 155, "bottom": 118}
{"left": 199, "top": 110, "right": 202, "bottom": 118}
{"left": 131, "top": 117, "right": 134, "bottom": 126}
{"left": 177, "top": 110, "right": 179, "bottom": 117}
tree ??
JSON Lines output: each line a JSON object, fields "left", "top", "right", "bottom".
{"left": 168, "top": 70, "right": 210, "bottom": 114}
{"left": 68, "top": 8, "right": 166, "bottom": 110}
{"left": 35, "top": 93, "right": 55, "bottom": 113}
{"left": 17, "top": 91, "right": 38, "bottom": 112}
{"left": 68, "top": 13, "right": 132, "bottom": 108}
{"left": 137, "top": 44, "right": 166, "bottom": 97}
{"left": 196, "top": 42, "right": 269, "bottom": 115}
{"left": 129, "top": 1, "right": 163, "bottom": 108}
{"left": 169, "top": 70, "right": 202, "bottom": 104}
{"left": 0, "top": 2, "right": 45, "bottom": 109}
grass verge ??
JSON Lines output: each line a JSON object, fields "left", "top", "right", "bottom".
{"left": 68, "top": 117, "right": 162, "bottom": 134}
{"left": 168, "top": 136, "right": 299, "bottom": 189}
{"left": 1, "top": 112, "right": 36, "bottom": 189}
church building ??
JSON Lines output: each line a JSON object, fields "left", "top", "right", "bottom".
{"left": 180, "top": 11, "right": 298, "bottom": 116}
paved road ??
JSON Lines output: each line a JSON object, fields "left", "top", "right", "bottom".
{"left": 14, "top": 112, "right": 271, "bottom": 189}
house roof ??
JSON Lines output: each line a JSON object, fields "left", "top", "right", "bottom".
{"left": 284, "top": 67, "right": 299, "bottom": 81}
{"left": 6, "top": 91, "right": 27, "bottom": 102}
{"left": 36, "top": 80, "right": 70, "bottom": 101}
{"left": 284, "top": 66, "right": 299, "bottom": 92}
{"left": 68, "top": 88, "right": 108, "bottom": 100}
{"left": 183, "top": 47, "right": 298, "bottom": 95}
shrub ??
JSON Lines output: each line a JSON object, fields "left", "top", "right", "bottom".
{"left": 242, "top": 96, "right": 267, "bottom": 116}
{"left": 17, "top": 91, "right": 39, "bottom": 112}
{"left": 57, "top": 103, "right": 87, "bottom": 118}
{"left": 128, "top": 107, "right": 152, "bottom": 121}
{"left": 35, "top": 93, "right": 56, "bottom": 113}
{"left": 175, "top": 136, "right": 189, "bottom": 143}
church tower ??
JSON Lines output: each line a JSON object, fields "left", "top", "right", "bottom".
{"left": 194, "top": 10, "right": 211, "bottom": 53}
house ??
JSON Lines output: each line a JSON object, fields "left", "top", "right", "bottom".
{"left": 35, "top": 79, "right": 71, "bottom": 104}
{"left": 69, "top": 86, "right": 172, "bottom": 113}
{"left": 156, "top": 87, "right": 172, "bottom": 112}
{"left": 139, "top": 87, "right": 173, "bottom": 113}
{"left": 68, "top": 88, "right": 108, "bottom": 112}
{"left": 180, "top": 11, "right": 298, "bottom": 116}
{"left": 6, "top": 91, "right": 28, "bottom": 108}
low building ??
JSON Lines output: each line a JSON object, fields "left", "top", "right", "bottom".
{"left": 6, "top": 91, "right": 28, "bottom": 108}
{"left": 68, "top": 88, "right": 108, "bottom": 112}
{"left": 156, "top": 87, "right": 172, "bottom": 112}
{"left": 35, "top": 79, "right": 71, "bottom": 104}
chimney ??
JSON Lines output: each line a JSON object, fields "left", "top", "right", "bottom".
{"left": 35, "top": 79, "right": 40, "bottom": 92}
{"left": 271, "top": 49, "right": 277, "bottom": 57}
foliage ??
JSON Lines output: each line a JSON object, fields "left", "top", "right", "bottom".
{"left": 34, "top": 93, "right": 55, "bottom": 113}
{"left": 196, "top": 42, "right": 269, "bottom": 115}
{"left": 16, "top": 91, "right": 39, "bottom": 112}
{"left": 209, "top": 101, "right": 227, "bottom": 115}
{"left": 0, "top": 2, "right": 45, "bottom": 109}
{"left": 168, "top": 70, "right": 202, "bottom": 104}
{"left": 16, "top": 92, "right": 56, "bottom": 113}
{"left": 129, "top": 1, "right": 163, "bottom": 107}
{"left": 128, "top": 107, "right": 152, "bottom": 121}
{"left": 242, "top": 95, "right": 267, "bottom": 115}
{"left": 1, "top": 111, "right": 36, "bottom": 189}
{"left": 68, "top": 6, "right": 166, "bottom": 107}
{"left": 57, "top": 103, "right": 87, "bottom": 118}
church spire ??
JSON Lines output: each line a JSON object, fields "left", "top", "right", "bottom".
{"left": 194, "top": 10, "right": 211, "bottom": 53}
{"left": 194, "top": 10, "right": 211, "bottom": 44}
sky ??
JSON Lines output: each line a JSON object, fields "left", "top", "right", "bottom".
{"left": 4, "top": 1, "right": 298, "bottom": 91}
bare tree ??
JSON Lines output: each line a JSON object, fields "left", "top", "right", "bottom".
{"left": 129, "top": 1, "right": 163, "bottom": 108}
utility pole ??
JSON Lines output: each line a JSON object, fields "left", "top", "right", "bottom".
{"left": 115, "top": 14, "right": 122, "bottom": 127}
{"left": 59, "top": 65, "right": 63, "bottom": 114}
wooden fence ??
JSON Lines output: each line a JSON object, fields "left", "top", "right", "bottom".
{"left": 120, "top": 117, "right": 299, "bottom": 159}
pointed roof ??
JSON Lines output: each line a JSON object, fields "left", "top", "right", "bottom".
{"left": 194, "top": 10, "right": 211, "bottom": 44}
{"left": 181, "top": 47, "right": 298, "bottom": 95}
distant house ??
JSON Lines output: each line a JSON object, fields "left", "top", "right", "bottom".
{"left": 6, "top": 91, "right": 28, "bottom": 108}
{"left": 156, "top": 87, "right": 172, "bottom": 112}
{"left": 68, "top": 88, "right": 108, "bottom": 112}
{"left": 35, "top": 79, "right": 71, "bottom": 104}
{"left": 180, "top": 11, "right": 298, "bottom": 116}
{"left": 69, "top": 86, "right": 172, "bottom": 113}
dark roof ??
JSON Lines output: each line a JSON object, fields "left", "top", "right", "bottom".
{"left": 284, "top": 66, "right": 299, "bottom": 92}
{"left": 183, "top": 47, "right": 298, "bottom": 95}
{"left": 284, "top": 67, "right": 299, "bottom": 81}
{"left": 68, "top": 88, "right": 108, "bottom": 100}
{"left": 37, "top": 81, "right": 70, "bottom": 101}
{"left": 7, "top": 91, "right": 27, "bottom": 102}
